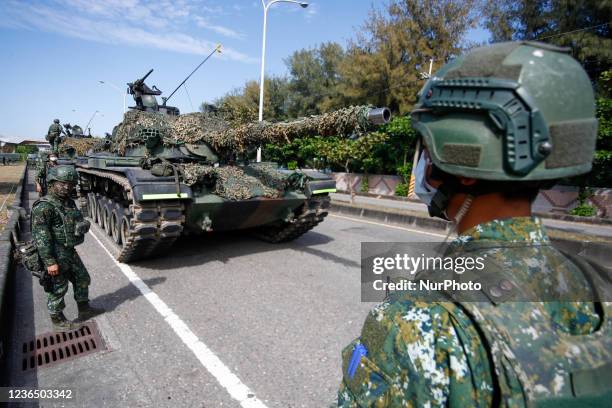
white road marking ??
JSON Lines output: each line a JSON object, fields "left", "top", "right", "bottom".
{"left": 329, "top": 214, "right": 448, "bottom": 238}
{"left": 89, "top": 230, "right": 269, "bottom": 408}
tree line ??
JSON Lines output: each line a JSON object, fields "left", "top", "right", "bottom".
{"left": 201, "top": 0, "right": 611, "bottom": 190}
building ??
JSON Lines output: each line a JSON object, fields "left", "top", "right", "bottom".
{"left": 18, "top": 140, "right": 51, "bottom": 151}
{"left": 0, "top": 139, "right": 17, "bottom": 153}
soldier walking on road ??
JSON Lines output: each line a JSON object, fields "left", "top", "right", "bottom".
{"left": 338, "top": 42, "right": 611, "bottom": 406}
{"left": 47, "top": 119, "right": 64, "bottom": 153}
{"left": 31, "top": 165, "right": 104, "bottom": 331}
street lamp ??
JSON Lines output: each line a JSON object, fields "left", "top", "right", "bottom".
{"left": 98, "top": 80, "right": 127, "bottom": 113}
{"left": 257, "top": 0, "right": 309, "bottom": 162}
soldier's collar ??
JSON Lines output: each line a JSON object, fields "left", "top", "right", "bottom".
{"left": 453, "top": 216, "right": 549, "bottom": 245}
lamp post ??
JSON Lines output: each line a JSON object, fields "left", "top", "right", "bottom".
{"left": 99, "top": 80, "right": 127, "bottom": 113}
{"left": 256, "top": 0, "right": 308, "bottom": 162}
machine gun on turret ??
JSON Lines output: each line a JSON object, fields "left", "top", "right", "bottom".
{"left": 126, "top": 69, "right": 179, "bottom": 115}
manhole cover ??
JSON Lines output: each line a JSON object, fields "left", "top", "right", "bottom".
{"left": 22, "top": 321, "right": 106, "bottom": 371}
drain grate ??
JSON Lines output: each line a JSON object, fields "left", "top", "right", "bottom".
{"left": 21, "top": 321, "right": 106, "bottom": 371}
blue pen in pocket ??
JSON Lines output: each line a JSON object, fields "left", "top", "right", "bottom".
{"left": 347, "top": 343, "right": 368, "bottom": 380}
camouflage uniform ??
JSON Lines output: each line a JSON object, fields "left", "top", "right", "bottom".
{"left": 338, "top": 217, "right": 608, "bottom": 407}
{"left": 35, "top": 159, "right": 49, "bottom": 196}
{"left": 31, "top": 192, "right": 91, "bottom": 316}
{"left": 47, "top": 122, "right": 63, "bottom": 153}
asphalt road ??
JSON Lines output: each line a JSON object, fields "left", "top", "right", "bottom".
{"left": 4, "top": 171, "right": 443, "bottom": 407}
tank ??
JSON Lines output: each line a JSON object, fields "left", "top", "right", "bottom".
{"left": 75, "top": 69, "right": 390, "bottom": 262}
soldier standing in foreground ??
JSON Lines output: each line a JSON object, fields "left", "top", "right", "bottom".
{"left": 31, "top": 165, "right": 103, "bottom": 330}
{"left": 46, "top": 118, "right": 64, "bottom": 153}
{"left": 338, "top": 42, "right": 611, "bottom": 406}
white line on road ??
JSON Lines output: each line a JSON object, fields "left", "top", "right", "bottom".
{"left": 329, "top": 214, "right": 448, "bottom": 238}
{"left": 89, "top": 230, "right": 269, "bottom": 408}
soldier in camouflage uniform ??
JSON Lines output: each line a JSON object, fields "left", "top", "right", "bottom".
{"left": 47, "top": 118, "right": 64, "bottom": 153}
{"left": 35, "top": 152, "right": 57, "bottom": 197}
{"left": 338, "top": 42, "right": 611, "bottom": 406}
{"left": 31, "top": 165, "right": 104, "bottom": 330}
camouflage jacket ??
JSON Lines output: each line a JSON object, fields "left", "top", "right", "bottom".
{"left": 47, "top": 123, "right": 62, "bottom": 137}
{"left": 338, "top": 217, "right": 608, "bottom": 407}
{"left": 35, "top": 161, "right": 47, "bottom": 184}
{"left": 31, "top": 194, "right": 88, "bottom": 266}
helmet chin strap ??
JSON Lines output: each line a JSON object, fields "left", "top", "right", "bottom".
{"left": 441, "top": 194, "right": 473, "bottom": 244}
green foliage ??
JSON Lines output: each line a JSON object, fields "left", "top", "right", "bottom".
{"left": 482, "top": 0, "right": 611, "bottom": 79}
{"left": 360, "top": 176, "right": 369, "bottom": 193}
{"left": 395, "top": 183, "right": 409, "bottom": 197}
{"left": 287, "top": 160, "right": 298, "bottom": 170}
{"left": 570, "top": 204, "right": 596, "bottom": 217}
{"left": 15, "top": 145, "right": 37, "bottom": 161}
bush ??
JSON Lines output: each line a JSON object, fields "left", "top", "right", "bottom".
{"left": 395, "top": 183, "right": 408, "bottom": 197}
{"left": 287, "top": 160, "right": 298, "bottom": 170}
{"left": 570, "top": 204, "right": 596, "bottom": 217}
{"left": 360, "top": 176, "right": 369, "bottom": 193}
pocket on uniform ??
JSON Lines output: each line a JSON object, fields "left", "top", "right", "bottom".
{"left": 342, "top": 342, "right": 392, "bottom": 405}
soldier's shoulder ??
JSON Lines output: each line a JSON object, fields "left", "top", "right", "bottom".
{"left": 31, "top": 199, "right": 58, "bottom": 214}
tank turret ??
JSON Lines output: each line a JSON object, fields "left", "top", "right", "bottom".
{"left": 74, "top": 68, "right": 391, "bottom": 263}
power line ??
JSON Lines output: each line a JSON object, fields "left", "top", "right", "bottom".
{"left": 538, "top": 22, "right": 611, "bottom": 40}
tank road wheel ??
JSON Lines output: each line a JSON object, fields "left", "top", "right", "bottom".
{"left": 87, "top": 193, "right": 97, "bottom": 221}
{"left": 103, "top": 199, "right": 113, "bottom": 236}
{"left": 96, "top": 196, "right": 105, "bottom": 228}
{"left": 111, "top": 203, "right": 125, "bottom": 245}
{"left": 120, "top": 215, "right": 131, "bottom": 248}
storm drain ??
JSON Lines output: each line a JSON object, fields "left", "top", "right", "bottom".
{"left": 21, "top": 321, "right": 106, "bottom": 371}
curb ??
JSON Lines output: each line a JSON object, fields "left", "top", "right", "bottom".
{"left": 334, "top": 190, "right": 612, "bottom": 226}
{"left": 0, "top": 164, "right": 27, "bottom": 371}
{"left": 330, "top": 200, "right": 452, "bottom": 233}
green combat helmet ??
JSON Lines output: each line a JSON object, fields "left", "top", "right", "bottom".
{"left": 411, "top": 41, "right": 597, "bottom": 181}
{"left": 47, "top": 165, "right": 78, "bottom": 184}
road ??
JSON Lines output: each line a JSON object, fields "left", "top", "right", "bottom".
{"left": 3, "top": 171, "right": 443, "bottom": 407}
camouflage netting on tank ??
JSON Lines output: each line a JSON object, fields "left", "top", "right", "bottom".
{"left": 180, "top": 162, "right": 288, "bottom": 201}
{"left": 61, "top": 137, "right": 107, "bottom": 155}
{"left": 113, "top": 105, "right": 376, "bottom": 155}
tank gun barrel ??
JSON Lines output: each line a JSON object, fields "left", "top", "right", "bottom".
{"left": 112, "top": 105, "right": 391, "bottom": 156}
{"left": 367, "top": 108, "right": 391, "bottom": 126}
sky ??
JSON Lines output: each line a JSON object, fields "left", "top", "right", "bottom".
{"left": 0, "top": 0, "right": 489, "bottom": 142}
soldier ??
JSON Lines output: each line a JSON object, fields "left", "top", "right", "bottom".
{"left": 35, "top": 152, "right": 58, "bottom": 197}
{"left": 338, "top": 42, "right": 611, "bottom": 406}
{"left": 47, "top": 119, "right": 64, "bottom": 153}
{"left": 31, "top": 165, "right": 103, "bottom": 331}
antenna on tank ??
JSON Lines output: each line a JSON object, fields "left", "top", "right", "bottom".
{"left": 163, "top": 44, "right": 222, "bottom": 106}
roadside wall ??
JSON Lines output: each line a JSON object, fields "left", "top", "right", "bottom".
{"left": 0, "top": 164, "right": 27, "bottom": 374}
{"left": 330, "top": 172, "right": 612, "bottom": 218}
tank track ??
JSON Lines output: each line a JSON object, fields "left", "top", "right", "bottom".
{"left": 78, "top": 168, "right": 185, "bottom": 263}
{"left": 253, "top": 195, "right": 330, "bottom": 243}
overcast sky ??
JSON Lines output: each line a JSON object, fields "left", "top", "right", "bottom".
{"left": 0, "top": 0, "right": 488, "bottom": 142}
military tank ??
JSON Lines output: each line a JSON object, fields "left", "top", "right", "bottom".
{"left": 75, "top": 69, "right": 390, "bottom": 262}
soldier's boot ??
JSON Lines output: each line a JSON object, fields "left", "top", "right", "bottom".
{"left": 77, "top": 302, "right": 104, "bottom": 322}
{"left": 50, "top": 313, "right": 79, "bottom": 332}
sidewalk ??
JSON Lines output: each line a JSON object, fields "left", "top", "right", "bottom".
{"left": 330, "top": 193, "right": 612, "bottom": 239}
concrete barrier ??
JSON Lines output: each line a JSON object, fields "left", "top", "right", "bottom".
{"left": 0, "top": 164, "right": 27, "bottom": 371}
